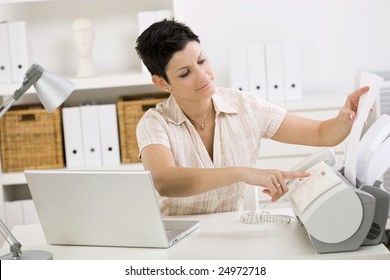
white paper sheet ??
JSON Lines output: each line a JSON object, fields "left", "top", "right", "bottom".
{"left": 356, "top": 114, "right": 390, "bottom": 184}
{"left": 343, "top": 72, "right": 384, "bottom": 186}
{"left": 364, "top": 137, "right": 390, "bottom": 185}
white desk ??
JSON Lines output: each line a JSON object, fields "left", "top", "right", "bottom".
{"left": 1, "top": 208, "right": 389, "bottom": 260}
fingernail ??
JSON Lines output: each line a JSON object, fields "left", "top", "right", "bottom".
{"left": 370, "top": 107, "right": 375, "bottom": 112}
{"left": 350, "top": 113, "right": 353, "bottom": 120}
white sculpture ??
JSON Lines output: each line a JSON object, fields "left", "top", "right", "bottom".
{"left": 72, "top": 18, "right": 96, "bottom": 77}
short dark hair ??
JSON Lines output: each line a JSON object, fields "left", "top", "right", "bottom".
{"left": 135, "top": 19, "right": 200, "bottom": 83}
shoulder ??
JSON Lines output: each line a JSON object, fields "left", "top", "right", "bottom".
{"left": 139, "top": 96, "right": 171, "bottom": 121}
{"left": 137, "top": 101, "right": 168, "bottom": 132}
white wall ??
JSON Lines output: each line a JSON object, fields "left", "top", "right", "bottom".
{"left": 175, "top": 0, "right": 390, "bottom": 95}
{"left": 1, "top": 0, "right": 389, "bottom": 95}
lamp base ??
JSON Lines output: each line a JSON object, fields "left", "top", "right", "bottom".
{"left": 0, "top": 250, "right": 53, "bottom": 260}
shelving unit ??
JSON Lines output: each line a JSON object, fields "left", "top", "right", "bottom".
{"left": 0, "top": 0, "right": 176, "bottom": 227}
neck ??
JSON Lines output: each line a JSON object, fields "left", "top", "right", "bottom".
{"left": 178, "top": 98, "right": 213, "bottom": 119}
{"left": 181, "top": 99, "right": 214, "bottom": 130}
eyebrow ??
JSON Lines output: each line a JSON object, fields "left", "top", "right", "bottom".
{"left": 174, "top": 50, "right": 204, "bottom": 73}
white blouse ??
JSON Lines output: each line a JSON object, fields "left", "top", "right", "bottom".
{"left": 136, "top": 87, "right": 286, "bottom": 216}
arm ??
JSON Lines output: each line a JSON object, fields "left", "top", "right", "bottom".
{"left": 271, "top": 86, "right": 369, "bottom": 146}
{"left": 141, "top": 144, "right": 309, "bottom": 201}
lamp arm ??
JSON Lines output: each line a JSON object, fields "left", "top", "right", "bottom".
{"left": 0, "top": 64, "right": 43, "bottom": 118}
{"left": 0, "top": 96, "right": 17, "bottom": 118}
{"left": 0, "top": 218, "right": 22, "bottom": 258}
{"left": 0, "top": 219, "right": 19, "bottom": 244}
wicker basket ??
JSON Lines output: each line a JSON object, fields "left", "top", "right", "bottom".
{"left": 0, "top": 105, "right": 64, "bottom": 172}
{"left": 117, "top": 93, "right": 169, "bottom": 163}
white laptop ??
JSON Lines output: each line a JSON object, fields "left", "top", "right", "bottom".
{"left": 24, "top": 170, "right": 199, "bottom": 248}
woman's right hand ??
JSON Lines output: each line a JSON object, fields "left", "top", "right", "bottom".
{"left": 241, "top": 167, "right": 310, "bottom": 202}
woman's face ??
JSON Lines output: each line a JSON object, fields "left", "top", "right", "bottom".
{"left": 164, "top": 41, "right": 216, "bottom": 102}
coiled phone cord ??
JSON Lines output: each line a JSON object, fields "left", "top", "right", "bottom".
{"left": 240, "top": 201, "right": 296, "bottom": 224}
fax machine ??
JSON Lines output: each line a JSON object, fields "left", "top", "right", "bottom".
{"left": 288, "top": 148, "right": 389, "bottom": 253}
{"left": 287, "top": 73, "right": 390, "bottom": 253}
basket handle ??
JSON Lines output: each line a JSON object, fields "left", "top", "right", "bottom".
{"left": 142, "top": 104, "right": 156, "bottom": 112}
{"left": 20, "top": 114, "right": 36, "bottom": 121}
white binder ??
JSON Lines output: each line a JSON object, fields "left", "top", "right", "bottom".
{"left": 229, "top": 44, "right": 249, "bottom": 92}
{"left": 265, "top": 43, "right": 285, "bottom": 102}
{"left": 62, "top": 106, "right": 85, "bottom": 167}
{"left": 247, "top": 43, "right": 267, "bottom": 100}
{"left": 98, "top": 104, "right": 120, "bottom": 165}
{"left": 0, "top": 22, "right": 12, "bottom": 84}
{"left": 80, "top": 105, "right": 102, "bottom": 166}
{"left": 7, "top": 21, "right": 29, "bottom": 82}
{"left": 283, "top": 42, "right": 303, "bottom": 100}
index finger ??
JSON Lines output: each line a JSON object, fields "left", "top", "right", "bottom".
{"left": 282, "top": 171, "right": 311, "bottom": 180}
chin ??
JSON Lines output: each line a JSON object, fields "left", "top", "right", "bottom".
{"left": 200, "top": 87, "right": 215, "bottom": 98}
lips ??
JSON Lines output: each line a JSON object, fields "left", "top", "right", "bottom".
{"left": 196, "top": 79, "right": 212, "bottom": 91}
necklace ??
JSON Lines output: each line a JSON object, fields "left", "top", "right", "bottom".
{"left": 186, "top": 102, "right": 213, "bottom": 131}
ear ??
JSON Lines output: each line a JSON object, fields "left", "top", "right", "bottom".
{"left": 152, "top": 75, "right": 169, "bottom": 92}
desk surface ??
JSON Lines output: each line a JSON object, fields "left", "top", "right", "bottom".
{"left": 1, "top": 208, "right": 389, "bottom": 260}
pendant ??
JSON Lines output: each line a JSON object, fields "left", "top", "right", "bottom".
{"left": 200, "top": 123, "right": 205, "bottom": 130}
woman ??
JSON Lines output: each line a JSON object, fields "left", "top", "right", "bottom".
{"left": 135, "top": 19, "right": 368, "bottom": 216}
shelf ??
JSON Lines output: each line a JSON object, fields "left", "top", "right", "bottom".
{"left": 0, "top": 71, "right": 153, "bottom": 96}
{"left": 1, "top": 172, "right": 27, "bottom": 185}
{"left": 70, "top": 72, "right": 153, "bottom": 91}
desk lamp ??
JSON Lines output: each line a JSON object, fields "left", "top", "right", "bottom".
{"left": 0, "top": 64, "right": 75, "bottom": 260}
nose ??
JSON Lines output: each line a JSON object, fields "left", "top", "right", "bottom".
{"left": 195, "top": 64, "right": 210, "bottom": 83}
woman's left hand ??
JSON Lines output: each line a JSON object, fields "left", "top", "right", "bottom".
{"left": 340, "top": 86, "right": 369, "bottom": 123}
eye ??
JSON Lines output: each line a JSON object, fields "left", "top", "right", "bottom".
{"left": 179, "top": 70, "right": 190, "bottom": 78}
{"left": 198, "top": 58, "right": 206, "bottom": 64}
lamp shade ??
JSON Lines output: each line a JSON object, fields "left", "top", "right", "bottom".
{"left": 33, "top": 70, "right": 75, "bottom": 112}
